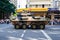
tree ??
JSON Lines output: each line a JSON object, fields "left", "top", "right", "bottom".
{"left": 0, "top": 0, "right": 16, "bottom": 19}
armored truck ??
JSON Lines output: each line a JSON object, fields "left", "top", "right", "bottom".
{"left": 10, "top": 8, "right": 49, "bottom": 29}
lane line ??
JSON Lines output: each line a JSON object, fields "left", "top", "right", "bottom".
{"left": 8, "top": 37, "right": 22, "bottom": 40}
{"left": 21, "top": 30, "right": 26, "bottom": 38}
{"left": 40, "top": 30, "right": 52, "bottom": 40}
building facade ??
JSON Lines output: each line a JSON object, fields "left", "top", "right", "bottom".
{"left": 10, "top": 0, "right": 60, "bottom": 10}
{"left": 27, "top": 0, "right": 54, "bottom": 8}
{"left": 9, "top": 0, "right": 17, "bottom": 7}
{"left": 10, "top": 0, "right": 27, "bottom": 9}
{"left": 53, "top": 0, "right": 60, "bottom": 10}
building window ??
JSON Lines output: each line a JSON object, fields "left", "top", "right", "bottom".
{"left": 42, "top": 4, "right": 44, "bottom": 8}
{"left": 35, "top": 5, "right": 38, "bottom": 8}
{"left": 30, "top": 5, "right": 36, "bottom": 8}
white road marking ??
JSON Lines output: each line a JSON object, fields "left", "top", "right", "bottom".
{"left": 19, "top": 38, "right": 23, "bottom": 40}
{"left": 8, "top": 37, "right": 23, "bottom": 40}
{"left": 21, "top": 30, "right": 26, "bottom": 38}
{"left": 40, "top": 30, "right": 52, "bottom": 40}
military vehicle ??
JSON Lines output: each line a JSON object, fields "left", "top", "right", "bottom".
{"left": 10, "top": 8, "right": 50, "bottom": 29}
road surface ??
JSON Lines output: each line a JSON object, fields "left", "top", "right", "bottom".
{"left": 0, "top": 23, "right": 60, "bottom": 40}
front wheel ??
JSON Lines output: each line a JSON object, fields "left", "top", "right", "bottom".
{"left": 22, "top": 24, "right": 27, "bottom": 29}
{"left": 14, "top": 24, "right": 20, "bottom": 29}
{"left": 40, "top": 24, "right": 45, "bottom": 29}
{"left": 31, "top": 24, "right": 37, "bottom": 29}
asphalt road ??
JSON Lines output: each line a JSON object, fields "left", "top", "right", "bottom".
{"left": 0, "top": 23, "right": 60, "bottom": 40}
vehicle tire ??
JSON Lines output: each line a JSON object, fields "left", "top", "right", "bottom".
{"left": 14, "top": 24, "right": 20, "bottom": 29}
{"left": 31, "top": 24, "right": 36, "bottom": 29}
{"left": 22, "top": 24, "right": 27, "bottom": 29}
{"left": 40, "top": 24, "right": 45, "bottom": 29}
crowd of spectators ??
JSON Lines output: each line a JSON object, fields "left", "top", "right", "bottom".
{"left": 49, "top": 19, "right": 60, "bottom": 25}
{"left": 0, "top": 19, "right": 10, "bottom": 24}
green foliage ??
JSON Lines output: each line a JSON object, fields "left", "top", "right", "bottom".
{"left": 0, "top": 0, "right": 16, "bottom": 19}
{"left": 13, "top": 11, "right": 17, "bottom": 16}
